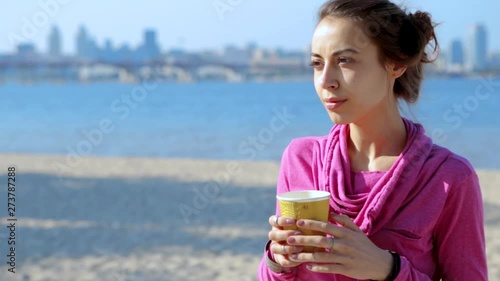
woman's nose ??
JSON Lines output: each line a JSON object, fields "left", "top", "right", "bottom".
{"left": 319, "top": 68, "right": 339, "bottom": 90}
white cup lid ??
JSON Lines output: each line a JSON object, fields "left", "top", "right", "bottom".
{"left": 276, "top": 190, "right": 331, "bottom": 202}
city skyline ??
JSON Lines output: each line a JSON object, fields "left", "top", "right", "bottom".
{"left": 2, "top": 19, "right": 497, "bottom": 85}
{"left": 3, "top": 21, "right": 497, "bottom": 58}
{"left": 2, "top": 0, "right": 500, "bottom": 54}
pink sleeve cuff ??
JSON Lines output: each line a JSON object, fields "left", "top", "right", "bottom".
{"left": 258, "top": 241, "right": 296, "bottom": 280}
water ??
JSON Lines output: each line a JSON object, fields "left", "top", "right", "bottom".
{"left": 0, "top": 78, "right": 499, "bottom": 168}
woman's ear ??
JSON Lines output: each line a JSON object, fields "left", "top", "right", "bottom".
{"left": 386, "top": 62, "right": 407, "bottom": 79}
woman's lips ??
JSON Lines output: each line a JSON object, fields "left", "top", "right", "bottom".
{"left": 323, "top": 98, "right": 347, "bottom": 110}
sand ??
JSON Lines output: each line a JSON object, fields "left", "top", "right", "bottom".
{"left": 0, "top": 153, "right": 497, "bottom": 281}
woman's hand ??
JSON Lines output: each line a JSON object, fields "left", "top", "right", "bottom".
{"left": 286, "top": 214, "right": 393, "bottom": 281}
{"left": 267, "top": 215, "right": 304, "bottom": 269}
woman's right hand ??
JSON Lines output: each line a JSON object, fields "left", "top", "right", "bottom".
{"left": 268, "top": 215, "right": 304, "bottom": 268}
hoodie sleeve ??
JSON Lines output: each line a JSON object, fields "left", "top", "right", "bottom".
{"left": 258, "top": 137, "right": 324, "bottom": 280}
{"left": 431, "top": 171, "right": 488, "bottom": 280}
{"left": 258, "top": 250, "right": 298, "bottom": 281}
{"left": 258, "top": 143, "right": 298, "bottom": 280}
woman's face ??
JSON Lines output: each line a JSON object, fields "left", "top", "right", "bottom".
{"left": 311, "top": 17, "right": 396, "bottom": 125}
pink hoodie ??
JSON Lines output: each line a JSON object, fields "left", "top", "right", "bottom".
{"left": 258, "top": 119, "right": 488, "bottom": 280}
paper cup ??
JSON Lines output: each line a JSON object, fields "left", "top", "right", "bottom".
{"left": 277, "top": 190, "right": 330, "bottom": 252}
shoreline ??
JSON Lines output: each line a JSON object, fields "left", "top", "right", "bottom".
{"left": 1, "top": 152, "right": 498, "bottom": 176}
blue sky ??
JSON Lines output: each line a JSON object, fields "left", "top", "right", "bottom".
{"left": 1, "top": 0, "right": 499, "bottom": 54}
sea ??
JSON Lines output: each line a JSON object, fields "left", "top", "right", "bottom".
{"left": 0, "top": 78, "right": 499, "bottom": 169}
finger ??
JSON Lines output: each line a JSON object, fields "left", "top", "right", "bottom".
{"left": 287, "top": 234, "right": 338, "bottom": 250}
{"left": 296, "top": 219, "right": 348, "bottom": 238}
{"left": 289, "top": 251, "right": 346, "bottom": 264}
{"left": 306, "top": 263, "right": 345, "bottom": 274}
{"left": 269, "top": 228, "right": 302, "bottom": 243}
{"left": 270, "top": 242, "right": 304, "bottom": 256}
{"left": 330, "top": 213, "right": 363, "bottom": 233}
{"left": 273, "top": 253, "right": 303, "bottom": 268}
{"left": 268, "top": 215, "right": 296, "bottom": 228}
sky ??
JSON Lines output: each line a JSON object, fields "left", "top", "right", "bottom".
{"left": 1, "top": 0, "right": 499, "bottom": 54}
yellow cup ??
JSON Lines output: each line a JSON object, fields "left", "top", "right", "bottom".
{"left": 277, "top": 190, "right": 330, "bottom": 252}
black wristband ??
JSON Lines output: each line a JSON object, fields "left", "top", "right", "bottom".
{"left": 370, "top": 251, "right": 401, "bottom": 281}
{"left": 385, "top": 251, "right": 401, "bottom": 281}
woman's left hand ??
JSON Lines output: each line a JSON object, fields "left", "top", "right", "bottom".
{"left": 286, "top": 213, "right": 393, "bottom": 281}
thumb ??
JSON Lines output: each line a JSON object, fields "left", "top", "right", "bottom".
{"left": 330, "top": 213, "right": 362, "bottom": 233}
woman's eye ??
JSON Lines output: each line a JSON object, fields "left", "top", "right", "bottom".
{"left": 309, "top": 61, "right": 324, "bottom": 68}
{"left": 337, "top": 57, "right": 354, "bottom": 64}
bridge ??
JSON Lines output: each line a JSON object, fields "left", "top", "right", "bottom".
{"left": 0, "top": 57, "right": 308, "bottom": 82}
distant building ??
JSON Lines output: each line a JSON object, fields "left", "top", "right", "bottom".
{"left": 139, "top": 29, "right": 160, "bottom": 61}
{"left": 490, "top": 53, "right": 500, "bottom": 69}
{"left": 48, "top": 25, "right": 62, "bottom": 57}
{"left": 168, "top": 48, "right": 186, "bottom": 57}
{"left": 447, "top": 39, "right": 464, "bottom": 73}
{"left": 17, "top": 43, "right": 36, "bottom": 56}
{"left": 466, "top": 24, "right": 488, "bottom": 72}
{"left": 198, "top": 50, "right": 221, "bottom": 64}
{"left": 245, "top": 42, "right": 258, "bottom": 59}
{"left": 76, "top": 25, "right": 100, "bottom": 59}
{"left": 116, "top": 44, "right": 133, "bottom": 62}
{"left": 76, "top": 26, "right": 90, "bottom": 58}
{"left": 223, "top": 44, "right": 250, "bottom": 65}
{"left": 100, "top": 38, "right": 115, "bottom": 61}
{"left": 449, "top": 39, "right": 464, "bottom": 65}
{"left": 104, "top": 39, "right": 113, "bottom": 52}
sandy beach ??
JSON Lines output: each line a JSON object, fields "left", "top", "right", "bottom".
{"left": 0, "top": 153, "right": 498, "bottom": 281}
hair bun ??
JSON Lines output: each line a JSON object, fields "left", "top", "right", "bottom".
{"left": 408, "top": 11, "right": 435, "bottom": 45}
{"left": 400, "top": 11, "right": 438, "bottom": 64}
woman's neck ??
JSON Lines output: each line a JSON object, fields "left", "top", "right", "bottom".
{"left": 347, "top": 109, "right": 407, "bottom": 172}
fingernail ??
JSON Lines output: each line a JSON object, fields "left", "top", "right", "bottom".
{"left": 293, "top": 231, "right": 302, "bottom": 235}
{"left": 331, "top": 213, "right": 342, "bottom": 219}
{"left": 287, "top": 237, "right": 296, "bottom": 244}
{"left": 290, "top": 253, "right": 298, "bottom": 259}
{"left": 306, "top": 264, "right": 313, "bottom": 270}
{"left": 285, "top": 218, "right": 294, "bottom": 224}
{"left": 297, "top": 220, "right": 305, "bottom": 226}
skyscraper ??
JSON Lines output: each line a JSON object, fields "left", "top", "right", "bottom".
{"left": 75, "top": 25, "right": 101, "bottom": 59}
{"left": 449, "top": 39, "right": 464, "bottom": 66}
{"left": 48, "top": 25, "right": 62, "bottom": 57}
{"left": 142, "top": 29, "right": 160, "bottom": 60}
{"left": 76, "top": 25, "right": 90, "bottom": 58}
{"left": 466, "top": 24, "right": 488, "bottom": 72}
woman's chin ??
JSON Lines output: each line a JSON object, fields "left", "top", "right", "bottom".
{"left": 327, "top": 113, "right": 352, "bottom": 125}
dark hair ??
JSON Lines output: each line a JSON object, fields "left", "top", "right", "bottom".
{"left": 318, "top": 0, "right": 439, "bottom": 103}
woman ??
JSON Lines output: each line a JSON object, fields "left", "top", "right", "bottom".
{"left": 258, "top": 0, "right": 488, "bottom": 280}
